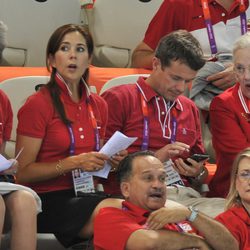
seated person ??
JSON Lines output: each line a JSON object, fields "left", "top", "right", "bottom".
{"left": 94, "top": 151, "right": 239, "bottom": 250}
{"left": 15, "top": 23, "right": 124, "bottom": 248}
{"left": 216, "top": 147, "right": 250, "bottom": 250}
{"left": 0, "top": 22, "right": 40, "bottom": 250}
{"left": 132, "top": 0, "right": 249, "bottom": 89}
{"left": 101, "top": 30, "right": 225, "bottom": 217}
{"left": 209, "top": 32, "right": 250, "bottom": 198}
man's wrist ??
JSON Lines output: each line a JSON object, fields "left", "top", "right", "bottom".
{"left": 187, "top": 206, "right": 199, "bottom": 222}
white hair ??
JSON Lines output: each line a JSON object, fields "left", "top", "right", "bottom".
{"left": 0, "top": 21, "right": 7, "bottom": 60}
{"left": 233, "top": 32, "right": 250, "bottom": 56}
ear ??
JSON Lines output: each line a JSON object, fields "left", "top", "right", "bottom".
{"left": 152, "top": 57, "right": 160, "bottom": 70}
{"left": 120, "top": 182, "right": 130, "bottom": 199}
{"left": 48, "top": 53, "right": 56, "bottom": 68}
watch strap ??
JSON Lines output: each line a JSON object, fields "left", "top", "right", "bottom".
{"left": 187, "top": 206, "right": 199, "bottom": 222}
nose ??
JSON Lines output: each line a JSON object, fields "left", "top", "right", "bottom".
{"left": 175, "top": 80, "right": 186, "bottom": 93}
{"left": 151, "top": 178, "right": 164, "bottom": 188}
{"left": 69, "top": 48, "right": 76, "bottom": 58}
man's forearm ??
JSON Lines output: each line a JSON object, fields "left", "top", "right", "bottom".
{"left": 191, "top": 212, "right": 239, "bottom": 250}
{"left": 127, "top": 229, "right": 210, "bottom": 250}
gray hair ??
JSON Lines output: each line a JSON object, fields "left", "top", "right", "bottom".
{"left": 233, "top": 32, "right": 250, "bottom": 58}
{"left": 0, "top": 21, "right": 7, "bottom": 60}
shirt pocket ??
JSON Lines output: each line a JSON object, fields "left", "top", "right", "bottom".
{"left": 175, "top": 128, "right": 197, "bottom": 147}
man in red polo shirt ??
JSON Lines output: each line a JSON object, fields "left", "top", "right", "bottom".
{"left": 101, "top": 30, "right": 226, "bottom": 218}
{"left": 94, "top": 151, "right": 238, "bottom": 250}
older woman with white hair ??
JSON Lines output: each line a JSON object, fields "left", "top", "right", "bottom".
{"left": 208, "top": 32, "right": 250, "bottom": 198}
{"left": 216, "top": 147, "right": 250, "bottom": 249}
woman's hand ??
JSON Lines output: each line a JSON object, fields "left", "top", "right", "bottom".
{"left": 76, "top": 152, "right": 109, "bottom": 172}
{"left": 108, "top": 150, "right": 128, "bottom": 172}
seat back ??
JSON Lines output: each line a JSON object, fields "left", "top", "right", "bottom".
{"left": 0, "top": 0, "right": 82, "bottom": 66}
{"left": 86, "top": 0, "right": 163, "bottom": 67}
{"left": 99, "top": 74, "right": 149, "bottom": 95}
{"left": 0, "top": 76, "right": 49, "bottom": 157}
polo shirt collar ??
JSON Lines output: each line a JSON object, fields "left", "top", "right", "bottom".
{"left": 55, "top": 72, "right": 89, "bottom": 102}
{"left": 136, "top": 76, "right": 183, "bottom": 112}
{"left": 206, "top": 0, "right": 246, "bottom": 10}
{"left": 122, "top": 200, "right": 150, "bottom": 218}
{"left": 231, "top": 205, "right": 250, "bottom": 226}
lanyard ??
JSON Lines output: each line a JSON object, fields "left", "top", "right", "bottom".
{"left": 201, "top": 0, "right": 247, "bottom": 55}
{"left": 137, "top": 84, "right": 177, "bottom": 150}
{"left": 55, "top": 72, "right": 100, "bottom": 155}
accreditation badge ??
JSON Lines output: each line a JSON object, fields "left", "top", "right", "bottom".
{"left": 164, "top": 160, "right": 185, "bottom": 186}
{"left": 72, "top": 169, "right": 95, "bottom": 196}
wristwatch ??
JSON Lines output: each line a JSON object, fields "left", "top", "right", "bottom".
{"left": 187, "top": 206, "right": 199, "bottom": 222}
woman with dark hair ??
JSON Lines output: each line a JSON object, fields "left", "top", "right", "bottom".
{"left": 15, "top": 24, "right": 119, "bottom": 248}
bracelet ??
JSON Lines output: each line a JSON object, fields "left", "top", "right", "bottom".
{"left": 55, "top": 160, "right": 66, "bottom": 176}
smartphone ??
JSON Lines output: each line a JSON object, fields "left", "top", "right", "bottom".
{"left": 184, "top": 154, "right": 209, "bottom": 165}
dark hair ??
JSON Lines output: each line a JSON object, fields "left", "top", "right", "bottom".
{"left": 117, "top": 151, "right": 155, "bottom": 184}
{"left": 155, "top": 30, "right": 205, "bottom": 71}
{"left": 45, "top": 24, "right": 94, "bottom": 125}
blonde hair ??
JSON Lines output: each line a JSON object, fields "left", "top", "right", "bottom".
{"left": 226, "top": 147, "right": 250, "bottom": 209}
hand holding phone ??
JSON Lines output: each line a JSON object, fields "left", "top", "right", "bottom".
{"left": 184, "top": 154, "right": 209, "bottom": 166}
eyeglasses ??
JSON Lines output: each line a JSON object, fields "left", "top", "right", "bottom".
{"left": 237, "top": 171, "right": 250, "bottom": 181}
{"left": 234, "top": 64, "right": 250, "bottom": 76}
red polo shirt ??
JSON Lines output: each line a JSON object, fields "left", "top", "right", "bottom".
{"left": 216, "top": 205, "right": 250, "bottom": 250}
{"left": 94, "top": 200, "right": 195, "bottom": 250}
{"left": 17, "top": 77, "right": 108, "bottom": 193}
{"left": 101, "top": 76, "right": 204, "bottom": 194}
{"left": 144, "top": 0, "right": 250, "bottom": 59}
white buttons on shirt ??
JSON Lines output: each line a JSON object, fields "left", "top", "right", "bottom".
{"left": 78, "top": 106, "right": 82, "bottom": 110}
{"left": 80, "top": 135, "right": 84, "bottom": 139}
{"left": 221, "top": 13, "right": 225, "bottom": 17}
{"left": 79, "top": 127, "right": 83, "bottom": 132}
{"left": 161, "top": 111, "right": 165, "bottom": 115}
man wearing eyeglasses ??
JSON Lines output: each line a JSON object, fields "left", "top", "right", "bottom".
{"left": 209, "top": 32, "right": 250, "bottom": 198}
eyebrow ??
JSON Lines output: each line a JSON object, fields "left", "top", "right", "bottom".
{"left": 60, "top": 41, "right": 87, "bottom": 47}
{"left": 168, "top": 72, "right": 195, "bottom": 82}
{"left": 141, "top": 169, "right": 166, "bottom": 175}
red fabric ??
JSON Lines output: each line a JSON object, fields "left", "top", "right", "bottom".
{"left": 0, "top": 90, "right": 13, "bottom": 145}
{"left": 17, "top": 77, "right": 107, "bottom": 193}
{"left": 209, "top": 83, "right": 250, "bottom": 197}
{"left": 216, "top": 205, "right": 250, "bottom": 250}
{"left": 94, "top": 200, "right": 195, "bottom": 250}
{"left": 144, "top": 0, "right": 249, "bottom": 58}
{"left": 0, "top": 66, "right": 151, "bottom": 94}
{"left": 101, "top": 77, "right": 204, "bottom": 194}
